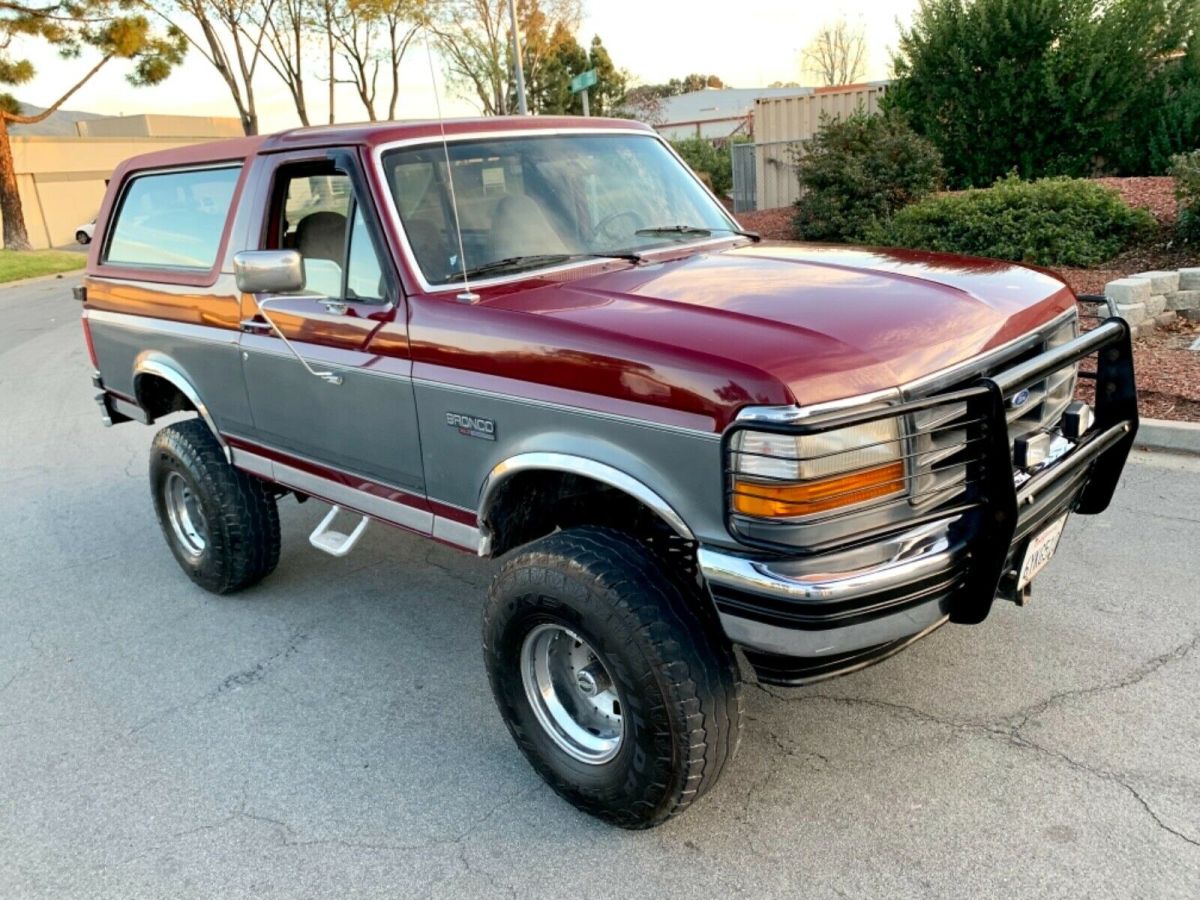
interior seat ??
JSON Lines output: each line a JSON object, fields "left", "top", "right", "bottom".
{"left": 295, "top": 211, "right": 347, "bottom": 296}
{"left": 295, "top": 211, "right": 347, "bottom": 264}
{"left": 404, "top": 218, "right": 450, "bottom": 282}
{"left": 488, "top": 194, "right": 570, "bottom": 260}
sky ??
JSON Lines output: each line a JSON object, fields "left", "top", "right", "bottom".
{"left": 9, "top": 0, "right": 918, "bottom": 132}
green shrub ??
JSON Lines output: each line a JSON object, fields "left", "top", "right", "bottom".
{"left": 886, "top": 0, "right": 1200, "bottom": 184}
{"left": 1171, "top": 150, "right": 1200, "bottom": 243}
{"left": 870, "top": 175, "right": 1154, "bottom": 267}
{"left": 670, "top": 136, "right": 747, "bottom": 197}
{"left": 792, "top": 110, "right": 943, "bottom": 243}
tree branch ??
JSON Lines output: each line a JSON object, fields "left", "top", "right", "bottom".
{"left": 2, "top": 53, "right": 113, "bottom": 124}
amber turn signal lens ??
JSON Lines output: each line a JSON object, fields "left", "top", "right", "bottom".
{"left": 732, "top": 461, "right": 905, "bottom": 518}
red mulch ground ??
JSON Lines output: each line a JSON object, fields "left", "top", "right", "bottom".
{"left": 737, "top": 206, "right": 794, "bottom": 241}
{"left": 734, "top": 177, "right": 1200, "bottom": 422}
{"left": 1095, "top": 176, "right": 1178, "bottom": 223}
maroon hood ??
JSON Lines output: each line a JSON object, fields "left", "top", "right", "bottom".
{"left": 410, "top": 242, "right": 1077, "bottom": 431}
{"left": 500, "top": 243, "right": 1073, "bottom": 404}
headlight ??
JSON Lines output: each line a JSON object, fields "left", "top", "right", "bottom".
{"left": 730, "top": 417, "right": 905, "bottom": 518}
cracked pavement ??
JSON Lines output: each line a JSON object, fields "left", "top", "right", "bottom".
{"left": 2, "top": 277, "right": 1199, "bottom": 898}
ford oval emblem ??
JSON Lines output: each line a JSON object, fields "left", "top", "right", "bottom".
{"left": 1009, "top": 388, "right": 1032, "bottom": 409}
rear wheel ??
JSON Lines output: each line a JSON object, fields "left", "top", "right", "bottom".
{"left": 483, "top": 526, "right": 742, "bottom": 828}
{"left": 76, "top": 230, "right": 90, "bottom": 245}
{"left": 150, "top": 420, "right": 280, "bottom": 594}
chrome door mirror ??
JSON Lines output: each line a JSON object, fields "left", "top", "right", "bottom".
{"left": 233, "top": 249, "right": 305, "bottom": 294}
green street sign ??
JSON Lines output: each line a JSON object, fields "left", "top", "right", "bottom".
{"left": 570, "top": 69, "right": 598, "bottom": 93}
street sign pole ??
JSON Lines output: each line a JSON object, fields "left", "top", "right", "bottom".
{"left": 507, "top": 0, "right": 527, "bottom": 115}
{"left": 569, "top": 69, "right": 598, "bottom": 118}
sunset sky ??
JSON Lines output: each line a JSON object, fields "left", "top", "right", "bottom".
{"left": 10, "top": 0, "right": 919, "bottom": 130}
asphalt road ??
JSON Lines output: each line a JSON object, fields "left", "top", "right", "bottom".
{"left": 3, "top": 276, "right": 1199, "bottom": 899}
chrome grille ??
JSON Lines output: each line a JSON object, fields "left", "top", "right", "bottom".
{"left": 909, "top": 312, "right": 1079, "bottom": 511}
{"left": 910, "top": 400, "right": 973, "bottom": 511}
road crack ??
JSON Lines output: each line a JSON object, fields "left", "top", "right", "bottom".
{"left": 752, "top": 634, "right": 1200, "bottom": 850}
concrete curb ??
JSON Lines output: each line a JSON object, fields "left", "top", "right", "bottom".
{"left": 0, "top": 269, "right": 84, "bottom": 290}
{"left": 1134, "top": 418, "right": 1200, "bottom": 456}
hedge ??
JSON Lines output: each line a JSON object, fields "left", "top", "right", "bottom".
{"left": 869, "top": 175, "right": 1154, "bottom": 267}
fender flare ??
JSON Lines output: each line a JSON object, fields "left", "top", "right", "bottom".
{"left": 133, "top": 351, "right": 230, "bottom": 461}
{"left": 478, "top": 452, "right": 695, "bottom": 552}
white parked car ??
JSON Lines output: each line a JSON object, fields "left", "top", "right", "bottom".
{"left": 75, "top": 219, "right": 96, "bottom": 245}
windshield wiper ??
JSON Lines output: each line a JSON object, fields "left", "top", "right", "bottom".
{"left": 445, "top": 252, "right": 642, "bottom": 283}
{"left": 635, "top": 224, "right": 762, "bottom": 243}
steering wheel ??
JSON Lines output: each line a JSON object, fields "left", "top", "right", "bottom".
{"left": 593, "top": 209, "right": 645, "bottom": 244}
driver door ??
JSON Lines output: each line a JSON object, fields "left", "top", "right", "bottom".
{"left": 238, "top": 152, "right": 424, "bottom": 493}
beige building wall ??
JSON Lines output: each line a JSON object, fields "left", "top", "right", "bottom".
{"left": 76, "top": 114, "right": 244, "bottom": 139}
{"left": 5, "top": 115, "right": 242, "bottom": 250}
{"left": 752, "top": 83, "right": 889, "bottom": 211}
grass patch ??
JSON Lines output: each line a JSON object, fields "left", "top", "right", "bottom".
{"left": 0, "top": 249, "right": 85, "bottom": 284}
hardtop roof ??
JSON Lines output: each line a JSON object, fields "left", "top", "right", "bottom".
{"left": 112, "top": 116, "right": 654, "bottom": 174}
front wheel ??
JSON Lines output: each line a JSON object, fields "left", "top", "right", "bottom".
{"left": 483, "top": 526, "right": 742, "bottom": 828}
{"left": 150, "top": 420, "right": 280, "bottom": 594}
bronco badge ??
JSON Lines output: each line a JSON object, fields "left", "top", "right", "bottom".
{"left": 446, "top": 412, "right": 496, "bottom": 441}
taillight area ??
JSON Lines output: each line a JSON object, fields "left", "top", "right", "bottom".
{"left": 81, "top": 312, "right": 99, "bottom": 369}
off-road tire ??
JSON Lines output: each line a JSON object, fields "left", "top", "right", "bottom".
{"left": 149, "top": 419, "right": 280, "bottom": 594}
{"left": 483, "top": 526, "right": 742, "bottom": 829}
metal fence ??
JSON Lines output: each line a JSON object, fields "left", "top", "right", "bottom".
{"left": 731, "top": 142, "right": 757, "bottom": 213}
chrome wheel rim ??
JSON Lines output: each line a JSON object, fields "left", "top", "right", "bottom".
{"left": 520, "top": 624, "right": 624, "bottom": 765}
{"left": 163, "top": 471, "right": 208, "bottom": 559}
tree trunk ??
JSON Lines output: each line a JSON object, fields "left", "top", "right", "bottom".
{"left": 327, "top": 8, "right": 335, "bottom": 124}
{"left": 389, "top": 57, "right": 399, "bottom": 120}
{"left": 242, "top": 74, "right": 259, "bottom": 135}
{"left": 0, "top": 118, "right": 32, "bottom": 251}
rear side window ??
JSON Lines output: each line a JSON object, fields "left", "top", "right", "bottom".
{"left": 105, "top": 166, "right": 241, "bottom": 270}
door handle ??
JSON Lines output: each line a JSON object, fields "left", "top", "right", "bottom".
{"left": 240, "top": 318, "right": 273, "bottom": 333}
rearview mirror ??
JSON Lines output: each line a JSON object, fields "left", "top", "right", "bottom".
{"left": 233, "top": 249, "right": 305, "bottom": 294}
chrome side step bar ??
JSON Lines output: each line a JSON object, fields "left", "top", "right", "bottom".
{"left": 309, "top": 505, "right": 369, "bottom": 557}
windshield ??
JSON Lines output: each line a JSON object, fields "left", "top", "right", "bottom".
{"left": 380, "top": 132, "right": 737, "bottom": 286}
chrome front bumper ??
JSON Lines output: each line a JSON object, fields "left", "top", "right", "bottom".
{"left": 699, "top": 517, "right": 964, "bottom": 660}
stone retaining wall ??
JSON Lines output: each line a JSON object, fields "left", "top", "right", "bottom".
{"left": 1099, "top": 267, "right": 1200, "bottom": 337}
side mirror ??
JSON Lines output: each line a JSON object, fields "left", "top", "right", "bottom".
{"left": 233, "top": 249, "right": 305, "bottom": 294}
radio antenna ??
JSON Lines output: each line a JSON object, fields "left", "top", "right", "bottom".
{"left": 424, "top": 30, "right": 478, "bottom": 303}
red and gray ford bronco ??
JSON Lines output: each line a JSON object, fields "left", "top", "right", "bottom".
{"left": 81, "top": 117, "right": 1138, "bottom": 828}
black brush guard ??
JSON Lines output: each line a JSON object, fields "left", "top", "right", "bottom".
{"left": 722, "top": 318, "right": 1138, "bottom": 626}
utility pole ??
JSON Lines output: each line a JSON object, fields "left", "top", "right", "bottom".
{"left": 507, "top": 0, "right": 528, "bottom": 115}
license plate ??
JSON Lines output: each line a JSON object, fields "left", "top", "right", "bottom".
{"left": 1017, "top": 515, "right": 1069, "bottom": 590}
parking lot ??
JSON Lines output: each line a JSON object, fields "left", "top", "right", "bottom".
{"left": 3, "top": 275, "right": 1199, "bottom": 898}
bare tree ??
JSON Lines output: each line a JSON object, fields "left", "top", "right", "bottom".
{"left": 428, "top": 0, "right": 580, "bottom": 115}
{"left": 329, "top": 0, "right": 424, "bottom": 121}
{"left": 329, "top": 0, "right": 381, "bottom": 120}
{"left": 260, "top": 0, "right": 308, "bottom": 125}
{"left": 803, "top": 19, "right": 867, "bottom": 87}
{"left": 308, "top": 0, "right": 337, "bottom": 122}
{"left": 153, "top": 0, "right": 276, "bottom": 135}
{"left": 380, "top": 0, "right": 424, "bottom": 119}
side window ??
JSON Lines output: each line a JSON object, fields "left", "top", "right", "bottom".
{"left": 275, "top": 170, "right": 351, "bottom": 298}
{"left": 346, "top": 205, "right": 384, "bottom": 302}
{"left": 105, "top": 166, "right": 240, "bottom": 269}
{"left": 268, "top": 165, "right": 386, "bottom": 303}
